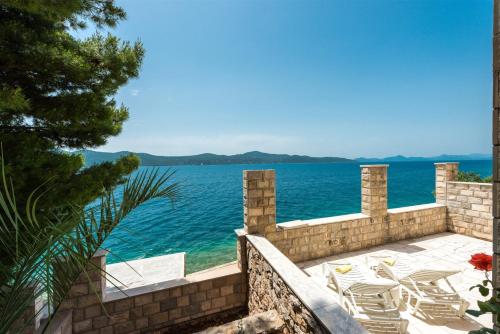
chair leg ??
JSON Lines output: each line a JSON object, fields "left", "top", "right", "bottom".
{"left": 413, "top": 300, "right": 421, "bottom": 316}
{"left": 399, "top": 319, "right": 409, "bottom": 334}
{"left": 458, "top": 300, "right": 470, "bottom": 318}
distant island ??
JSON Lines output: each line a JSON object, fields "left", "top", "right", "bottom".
{"left": 356, "top": 153, "right": 492, "bottom": 162}
{"left": 78, "top": 150, "right": 492, "bottom": 166}
{"left": 78, "top": 150, "right": 353, "bottom": 166}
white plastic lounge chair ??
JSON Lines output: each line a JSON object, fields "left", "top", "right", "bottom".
{"left": 324, "top": 262, "right": 409, "bottom": 334}
{"left": 375, "top": 256, "right": 469, "bottom": 318}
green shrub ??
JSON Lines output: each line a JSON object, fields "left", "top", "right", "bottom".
{"left": 457, "top": 171, "right": 492, "bottom": 183}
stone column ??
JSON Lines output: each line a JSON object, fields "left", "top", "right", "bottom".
{"left": 9, "top": 286, "right": 44, "bottom": 334}
{"left": 434, "top": 162, "right": 459, "bottom": 204}
{"left": 243, "top": 170, "right": 276, "bottom": 235}
{"left": 58, "top": 250, "right": 107, "bottom": 333}
{"left": 361, "top": 165, "right": 388, "bottom": 218}
{"left": 493, "top": 1, "right": 500, "bottom": 331}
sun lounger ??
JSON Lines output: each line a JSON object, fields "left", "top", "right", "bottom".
{"left": 324, "top": 261, "right": 409, "bottom": 334}
{"left": 374, "top": 255, "right": 469, "bottom": 318}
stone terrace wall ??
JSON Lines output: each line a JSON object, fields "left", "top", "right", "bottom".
{"left": 445, "top": 181, "right": 493, "bottom": 241}
{"left": 246, "top": 235, "right": 366, "bottom": 334}
{"left": 387, "top": 204, "right": 447, "bottom": 242}
{"left": 267, "top": 204, "right": 446, "bottom": 263}
{"left": 242, "top": 166, "right": 446, "bottom": 264}
{"left": 57, "top": 253, "right": 246, "bottom": 334}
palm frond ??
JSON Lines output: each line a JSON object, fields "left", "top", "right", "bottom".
{"left": 0, "top": 162, "right": 179, "bottom": 333}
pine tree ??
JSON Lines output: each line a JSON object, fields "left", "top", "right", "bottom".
{"left": 0, "top": 0, "right": 144, "bottom": 214}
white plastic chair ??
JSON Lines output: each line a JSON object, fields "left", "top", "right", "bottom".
{"left": 324, "top": 261, "right": 409, "bottom": 334}
{"left": 375, "top": 256, "right": 469, "bottom": 318}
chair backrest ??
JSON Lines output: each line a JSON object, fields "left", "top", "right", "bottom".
{"left": 407, "top": 269, "right": 460, "bottom": 282}
{"left": 380, "top": 256, "right": 460, "bottom": 282}
{"left": 327, "top": 262, "right": 398, "bottom": 294}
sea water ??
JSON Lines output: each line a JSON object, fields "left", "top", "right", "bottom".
{"left": 104, "top": 160, "right": 491, "bottom": 273}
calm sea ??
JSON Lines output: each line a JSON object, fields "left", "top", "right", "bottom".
{"left": 104, "top": 160, "right": 492, "bottom": 273}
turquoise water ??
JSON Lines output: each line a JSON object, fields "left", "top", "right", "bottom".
{"left": 104, "top": 160, "right": 492, "bottom": 273}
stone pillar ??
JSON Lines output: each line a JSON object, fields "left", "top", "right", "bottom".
{"left": 434, "top": 162, "right": 459, "bottom": 204}
{"left": 361, "top": 165, "right": 388, "bottom": 218}
{"left": 493, "top": 1, "right": 500, "bottom": 331}
{"left": 9, "top": 286, "right": 44, "bottom": 334}
{"left": 58, "top": 250, "right": 107, "bottom": 333}
{"left": 243, "top": 170, "right": 276, "bottom": 235}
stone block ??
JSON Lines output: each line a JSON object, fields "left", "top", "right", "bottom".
{"left": 109, "top": 311, "right": 129, "bottom": 324}
{"left": 142, "top": 302, "right": 160, "bottom": 315}
{"left": 177, "top": 295, "right": 189, "bottom": 307}
{"left": 114, "top": 298, "right": 134, "bottom": 312}
{"left": 73, "top": 319, "right": 92, "bottom": 333}
{"left": 85, "top": 304, "right": 102, "bottom": 319}
{"left": 220, "top": 285, "right": 234, "bottom": 297}
{"left": 181, "top": 284, "right": 197, "bottom": 295}
{"left": 153, "top": 289, "right": 170, "bottom": 301}
{"left": 212, "top": 296, "right": 226, "bottom": 308}
{"left": 113, "top": 321, "right": 135, "bottom": 334}
{"left": 189, "top": 291, "right": 207, "bottom": 303}
{"left": 149, "top": 311, "right": 170, "bottom": 325}
{"left": 207, "top": 288, "right": 220, "bottom": 299}
{"left": 135, "top": 317, "right": 149, "bottom": 329}
{"left": 78, "top": 295, "right": 99, "bottom": 308}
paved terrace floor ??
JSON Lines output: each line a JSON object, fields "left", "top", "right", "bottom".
{"left": 298, "top": 233, "right": 492, "bottom": 334}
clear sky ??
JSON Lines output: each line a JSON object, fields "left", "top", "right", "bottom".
{"left": 96, "top": 0, "right": 492, "bottom": 158}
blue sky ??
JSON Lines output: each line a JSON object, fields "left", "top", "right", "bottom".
{"left": 96, "top": 0, "right": 492, "bottom": 158}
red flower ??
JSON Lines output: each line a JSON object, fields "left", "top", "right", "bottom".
{"left": 469, "top": 253, "right": 492, "bottom": 271}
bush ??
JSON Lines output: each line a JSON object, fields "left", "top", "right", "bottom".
{"left": 457, "top": 171, "right": 492, "bottom": 183}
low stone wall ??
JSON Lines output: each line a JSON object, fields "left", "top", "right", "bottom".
{"left": 58, "top": 254, "right": 246, "bottom": 334}
{"left": 387, "top": 203, "right": 447, "bottom": 242}
{"left": 445, "top": 181, "right": 493, "bottom": 240}
{"left": 263, "top": 203, "right": 446, "bottom": 263}
{"left": 242, "top": 167, "right": 448, "bottom": 264}
{"left": 246, "top": 235, "right": 366, "bottom": 334}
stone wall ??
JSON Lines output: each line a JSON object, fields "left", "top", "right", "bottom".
{"left": 445, "top": 181, "right": 493, "bottom": 240}
{"left": 433, "top": 162, "right": 493, "bottom": 241}
{"left": 57, "top": 253, "right": 246, "bottom": 334}
{"left": 246, "top": 235, "right": 366, "bottom": 334}
{"left": 242, "top": 166, "right": 446, "bottom": 263}
{"left": 264, "top": 204, "right": 446, "bottom": 263}
{"left": 387, "top": 204, "right": 448, "bottom": 242}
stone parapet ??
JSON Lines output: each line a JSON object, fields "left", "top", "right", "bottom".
{"left": 434, "top": 162, "right": 493, "bottom": 241}
{"left": 55, "top": 252, "right": 246, "bottom": 333}
{"left": 445, "top": 181, "right": 493, "bottom": 240}
{"left": 269, "top": 204, "right": 446, "bottom": 263}
{"left": 246, "top": 234, "right": 366, "bottom": 334}
{"left": 241, "top": 167, "right": 447, "bottom": 264}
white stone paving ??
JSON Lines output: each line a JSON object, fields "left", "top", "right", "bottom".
{"left": 298, "top": 232, "right": 493, "bottom": 334}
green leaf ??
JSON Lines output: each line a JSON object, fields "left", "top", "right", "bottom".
{"left": 466, "top": 309, "right": 484, "bottom": 317}
{"left": 468, "top": 328, "right": 496, "bottom": 334}
{"left": 478, "top": 301, "right": 495, "bottom": 313}
{"left": 479, "top": 285, "right": 490, "bottom": 297}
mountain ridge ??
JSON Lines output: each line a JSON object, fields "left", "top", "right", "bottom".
{"left": 356, "top": 153, "right": 491, "bottom": 162}
{"left": 78, "top": 150, "right": 354, "bottom": 166}
{"left": 77, "top": 150, "right": 492, "bottom": 166}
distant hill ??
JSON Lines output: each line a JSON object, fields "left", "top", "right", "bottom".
{"left": 356, "top": 153, "right": 492, "bottom": 162}
{"left": 77, "top": 150, "right": 354, "bottom": 166}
